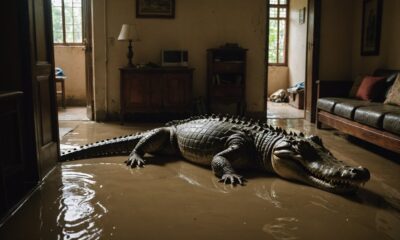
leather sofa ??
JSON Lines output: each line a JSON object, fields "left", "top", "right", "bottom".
{"left": 316, "top": 69, "right": 400, "bottom": 154}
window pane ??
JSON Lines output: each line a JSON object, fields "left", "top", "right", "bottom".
{"left": 279, "top": 8, "right": 287, "bottom": 18}
{"left": 65, "top": 24, "right": 73, "bottom": 33}
{"left": 278, "top": 20, "right": 286, "bottom": 63}
{"left": 280, "top": 0, "right": 287, "bottom": 4}
{"left": 73, "top": 24, "right": 81, "bottom": 33}
{"left": 51, "top": 3, "right": 63, "bottom": 43}
{"left": 53, "top": 32, "right": 63, "bottom": 43}
{"left": 52, "top": 0, "right": 62, "bottom": 7}
{"left": 270, "top": 0, "right": 278, "bottom": 4}
{"left": 73, "top": 0, "right": 82, "bottom": 7}
{"left": 66, "top": 32, "right": 74, "bottom": 42}
{"left": 73, "top": 8, "right": 81, "bottom": 18}
{"left": 64, "top": 7, "right": 73, "bottom": 24}
{"left": 74, "top": 32, "right": 82, "bottom": 43}
{"left": 64, "top": 0, "right": 73, "bottom": 7}
{"left": 270, "top": 7, "right": 278, "bottom": 18}
{"left": 268, "top": 20, "right": 278, "bottom": 63}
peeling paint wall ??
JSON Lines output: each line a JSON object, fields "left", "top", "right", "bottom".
{"left": 92, "top": 0, "right": 267, "bottom": 120}
{"left": 54, "top": 46, "right": 86, "bottom": 106}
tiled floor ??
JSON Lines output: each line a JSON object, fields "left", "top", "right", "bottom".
{"left": 0, "top": 119, "right": 399, "bottom": 240}
{"left": 267, "top": 101, "right": 304, "bottom": 119}
{"left": 58, "top": 107, "right": 89, "bottom": 121}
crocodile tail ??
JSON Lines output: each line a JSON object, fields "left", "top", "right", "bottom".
{"left": 60, "top": 130, "right": 150, "bottom": 161}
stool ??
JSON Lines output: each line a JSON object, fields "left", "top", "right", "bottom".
{"left": 55, "top": 75, "right": 66, "bottom": 108}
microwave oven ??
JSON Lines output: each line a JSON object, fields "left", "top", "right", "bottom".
{"left": 161, "top": 50, "right": 188, "bottom": 67}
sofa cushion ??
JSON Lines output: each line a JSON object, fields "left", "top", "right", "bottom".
{"left": 349, "top": 76, "right": 363, "bottom": 98}
{"left": 355, "top": 76, "right": 386, "bottom": 101}
{"left": 333, "top": 100, "right": 379, "bottom": 119}
{"left": 384, "top": 74, "right": 400, "bottom": 106}
{"left": 383, "top": 112, "right": 400, "bottom": 135}
{"left": 354, "top": 105, "right": 400, "bottom": 129}
{"left": 317, "top": 97, "right": 345, "bottom": 112}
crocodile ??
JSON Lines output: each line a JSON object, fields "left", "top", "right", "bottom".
{"left": 61, "top": 115, "right": 370, "bottom": 194}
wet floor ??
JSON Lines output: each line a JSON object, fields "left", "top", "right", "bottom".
{"left": 0, "top": 120, "right": 399, "bottom": 240}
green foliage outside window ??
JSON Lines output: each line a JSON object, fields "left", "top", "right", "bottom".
{"left": 52, "top": 0, "right": 83, "bottom": 44}
{"left": 268, "top": 0, "right": 288, "bottom": 65}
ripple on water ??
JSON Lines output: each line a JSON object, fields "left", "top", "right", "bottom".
{"left": 57, "top": 166, "right": 108, "bottom": 240}
{"left": 263, "top": 217, "right": 299, "bottom": 240}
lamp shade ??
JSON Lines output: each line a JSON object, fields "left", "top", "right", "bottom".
{"left": 118, "top": 24, "right": 139, "bottom": 41}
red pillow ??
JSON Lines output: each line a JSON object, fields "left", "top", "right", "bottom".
{"left": 355, "top": 76, "right": 386, "bottom": 101}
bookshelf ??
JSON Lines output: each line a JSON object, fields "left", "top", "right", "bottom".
{"left": 207, "top": 46, "right": 247, "bottom": 115}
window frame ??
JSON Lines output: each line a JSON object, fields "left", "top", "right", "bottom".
{"left": 52, "top": 0, "right": 84, "bottom": 46}
{"left": 267, "top": 0, "right": 289, "bottom": 66}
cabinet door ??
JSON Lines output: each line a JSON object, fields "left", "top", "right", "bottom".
{"left": 149, "top": 75, "right": 163, "bottom": 109}
{"left": 163, "top": 73, "right": 190, "bottom": 109}
{"left": 124, "top": 73, "right": 150, "bottom": 109}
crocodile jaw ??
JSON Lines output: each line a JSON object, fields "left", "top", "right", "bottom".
{"left": 270, "top": 142, "right": 370, "bottom": 194}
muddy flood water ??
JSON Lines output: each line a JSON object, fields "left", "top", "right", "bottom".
{"left": 0, "top": 121, "right": 399, "bottom": 240}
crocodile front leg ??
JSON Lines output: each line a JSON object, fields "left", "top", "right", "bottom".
{"left": 211, "top": 143, "right": 247, "bottom": 185}
{"left": 126, "top": 127, "right": 173, "bottom": 168}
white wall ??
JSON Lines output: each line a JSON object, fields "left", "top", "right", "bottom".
{"left": 54, "top": 46, "right": 86, "bottom": 106}
{"left": 92, "top": 0, "right": 267, "bottom": 119}
{"left": 288, "top": 0, "right": 307, "bottom": 88}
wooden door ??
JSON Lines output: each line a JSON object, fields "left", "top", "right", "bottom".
{"left": 28, "top": 0, "right": 59, "bottom": 179}
{"left": 305, "top": 0, "right": 321, "bottom": 122}
{"left": 83, "top": 0, "right": 94, "bottom": 120}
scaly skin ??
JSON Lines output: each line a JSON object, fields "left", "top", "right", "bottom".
{"left": 61, "top": 115, "right": 370, "bottom": 194}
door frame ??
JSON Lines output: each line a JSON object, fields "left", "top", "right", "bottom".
{"left": 305, "top": 0, "right": 321, "bottom": 122}
{"left": 264, "top": 0, "right": 321, "bottom": 121}
{"left": 83, "top": 0, "right": 94, "bottom": 120}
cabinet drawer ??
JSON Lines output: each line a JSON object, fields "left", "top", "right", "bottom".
{"left": 213, "top": 62, "right": 244, "bottom": 73}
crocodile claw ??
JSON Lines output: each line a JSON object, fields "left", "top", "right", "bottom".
{"left": 219, "top": 173, "right": 245, "bottom": 185}
{"left": 125, "top": 153, "right": 146, "bottom": 168}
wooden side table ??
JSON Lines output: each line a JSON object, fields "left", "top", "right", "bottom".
{"left": 55, "top": 76, "right": 66, "bottom": 108}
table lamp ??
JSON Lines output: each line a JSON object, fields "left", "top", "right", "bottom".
{"left": 118, "top": 24, "right": 140, "bottom": 67}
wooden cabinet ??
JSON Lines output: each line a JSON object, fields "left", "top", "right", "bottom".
{"left": 207, "top": 47, "right": 247, "bottom": 114}
{"left": 120, "top": 67, "right": 194, "bottom": 122}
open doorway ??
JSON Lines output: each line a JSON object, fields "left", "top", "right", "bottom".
{"left": 266, "top": 0, "right": 307, "bottom": 119}
{"left": 50, "top": 0, "right": 93, "bottom": 138}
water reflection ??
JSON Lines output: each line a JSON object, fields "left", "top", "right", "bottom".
{"left": 376, "top": 210, "right": 400, "bottom": 240}
{"left": 57, "top": 166, "right": 108, "bottom": 240}
{"left": 262, "top": 217, "right": 299, "bottom": 240}
{"left": 254, "top": 182, "right": 283, "bottom": 208}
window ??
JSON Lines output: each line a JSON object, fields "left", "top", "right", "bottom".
{"left": 51, "top": 0, "right": 83, "bottom": 44}
{"left": 268, "top": 0, "right": 289, "bottom": 65}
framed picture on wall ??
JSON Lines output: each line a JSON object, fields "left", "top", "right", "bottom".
{"left": 361, "top": 0, "right": 383, "bottom": 56}
{"left": 136, "top": 0, "right": 175, "bottom": 18}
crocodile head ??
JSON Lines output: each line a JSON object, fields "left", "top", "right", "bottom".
{"left": 271, "top": 135, "right": 370, "bottom": 194}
